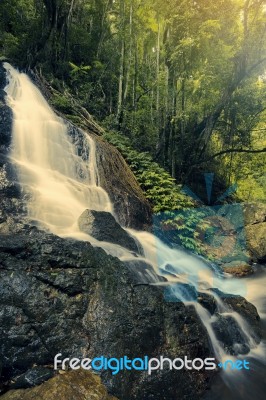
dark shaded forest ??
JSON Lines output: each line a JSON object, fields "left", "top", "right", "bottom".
{"left": 0, "top": 0, "right": 265, "bottom": 206}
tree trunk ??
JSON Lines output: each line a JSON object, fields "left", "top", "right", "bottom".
{"left": 116, "top": 0, "right": 126, "bottom": 128}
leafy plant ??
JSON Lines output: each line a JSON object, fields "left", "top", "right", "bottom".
{"left": 103, "top": 130, "right": 209, "bottom": 253}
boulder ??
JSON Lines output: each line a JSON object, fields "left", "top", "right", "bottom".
{"left": 243, "top": 203, "right": 266, "bottom": 225}
{"left": 243, "top": 203, "right": 266, "bottom": 262}
{"left": 78, "top": 209, "right": 140, "bottom": 253}
{"left": 223, "top": 261, "right": 253, "bottom": 277}
{"left": 0, "top": 370, "right": 117, "bottom": 400}
{"left": 92, "top": 134, "right": 152, "bottom": 230}
{"left": 222, "top": 295, "right": 261, "bottom": 334}
{"left": 124, "top": 259, "right": 165, "bottom": 284}
{"left": 245, "top": 222, "right": 266, "bottom": 262}
{"left": 0, "top": 226, "right": 214, "bottom": 400}
{"left": 198, "top": 290, "right": 261, "bottom": 355}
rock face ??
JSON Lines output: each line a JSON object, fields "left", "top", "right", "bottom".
{"left": 0, "top": 226, "right": 213, "bottom": 400}
{"left": 223, "top": 261, "right": 253, "bottom": 277}
{"left": 198, "top": 291, "right": 261, "bottom": 355}
{"left": 78, "top": 209, "right": 140, "bottom": 253}
{"left": 92, "top": 134, "right": 152, "bottom": 230}
{"left": 0, "top": 370, "right": 117, "bottom": 400}
{"left": 244, "top": 203, "right": 266, "bottom": 262}
{"left": 65, "top": 125, "right": 152, "bottom": 231}
{"left": 0, "top": 63, "right": 25, "bottom": 224}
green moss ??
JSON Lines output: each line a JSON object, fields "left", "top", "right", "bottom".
{"left": 50, "top": 94, "right": 73, "bottom": 114}
{"left": 65, "top": 114, "right": 83, "bottom": 125}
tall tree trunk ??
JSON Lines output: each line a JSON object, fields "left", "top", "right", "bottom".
{"left": 124, "top": 0, "right": 133, "bottom": 102}
{"left": 156, "top": 21, "right": 160, "bottom": 114}
{"left": 116, "top": 0, "right": 126, "bottom": 128}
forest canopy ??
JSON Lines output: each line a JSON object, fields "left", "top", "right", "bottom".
{"left": 0, "top": 0, "right": 265, "bottom": 202}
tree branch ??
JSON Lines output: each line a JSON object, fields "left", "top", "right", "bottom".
{"left": 195, "top": 147, "right": 266, "bottom": 165}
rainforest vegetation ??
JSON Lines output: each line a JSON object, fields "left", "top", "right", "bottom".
{"left": 0, "top": 0, "right": 265, "bottom": 209}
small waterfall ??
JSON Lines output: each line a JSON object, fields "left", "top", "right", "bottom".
{"left": 3, "top": 63, "right": 266, "bottom": 394}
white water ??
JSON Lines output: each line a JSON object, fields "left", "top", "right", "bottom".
{"left": 4, "top": 63, "right": 112, "bottom": 235}
{"left": 3, "top": 63, "right": 266, "bottom": 389}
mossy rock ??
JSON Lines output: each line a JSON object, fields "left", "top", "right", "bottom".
{"left": 0, "top": 370, "right": 118, "bottom": 400}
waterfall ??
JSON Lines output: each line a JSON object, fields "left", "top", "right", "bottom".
{"left": 3, "top": 63, "right": 266, "bottom": 396}
{"left": 4, "top": 63, "right": 112, "bottom": 236}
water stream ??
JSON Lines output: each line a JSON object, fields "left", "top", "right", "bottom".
{"left": 3, "top": 63, "right": 266, "bottom": 399}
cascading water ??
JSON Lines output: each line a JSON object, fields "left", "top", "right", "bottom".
{"left": 3, "top": 63, "right": 266, "bottom": 398}
{"left": 4, "top": 63, "right": 112, "bottom": 236}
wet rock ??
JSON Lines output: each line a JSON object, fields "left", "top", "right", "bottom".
{"left": 197, "top": 293, "right": 217, "bottom": 315}
{"left": 93, "top": 134, "right": 152, "bottom": 230}
{"left": 78, "top": 209, "right": 140, "bottom": 253}
{"left": 223, "top": 261, "right": 253, "bottom": 277}
{"left": 211, "top": 314, "right": 251, "bottom": 355}
{"left": 0, "top": 63, "right": 12, "bottom": 148}
{"left": 0, "top": 227, "right": 213, "bottom": 400}
{"left": 200, "top": 290, "right": 261, "bottom": 355}
{"left": 0, "top": 104, "right": 12, "bottom": 148}
{"left": 10, "top": 367, "right": 54, "bottom": 389}
{"left": 124, "top": 259, "right": 165, "bottom": 284}
{"left": 0, "top": 370, "right": 118, "bottom": 400}
{"left": 66, "top": 123, "right": 152, "bottom": 231}
{"left": 222, "top": 295, "right": 261, "bottom": 337}
{"left": 0, "top": 63, "right": 25, "bottom": 220}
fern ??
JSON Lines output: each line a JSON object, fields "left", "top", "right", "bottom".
{"left": 103, "top": 131, "right": 210, "bottom": 254}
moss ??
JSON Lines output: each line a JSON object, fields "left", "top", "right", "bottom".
{"left": 50, "top": 94, "right": 73, "bottom": 115}
{"left": 0, "top": 370, "right": 118, "bottom": 400}
{"left": 65, "top": 114, "right": 83, "bottom": 125}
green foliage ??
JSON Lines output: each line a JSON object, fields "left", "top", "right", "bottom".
{"left": 1, "top": 0, "right": 265, "bottom": 250}
{"left": 69, "top": 62, "right": 91, "bottom": 85}
{"left": 50, "top": 94, "right": 73, "bottom": 115}
{"left": 104, "top": 130, "right": 208, "bottom": 253}
{"left": 156, "top": 209, "right": 211, "bottom": 253}
{"left": 104, "top": 130, "right": 194, "bottom": 212}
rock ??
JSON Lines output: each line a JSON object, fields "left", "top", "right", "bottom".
{"left": 124, "top": 259, "right": 165, "bottom": 284}
{"left": 93, "top": 134, "right": 152, "bottom": 230}
{"left": 189, "top": 202, "right": 266, "bottom": 264}
{"left": 66, "top": 123, "right": 152, "bottom": 231}
{"left": 0, "top": 63, "right": 12, "bottom": 148}
{"left": 222, "top": 295, "right": 261, "bottom": 335}
{"left": 243, "top": 203, "right": 266, "bottom": 262}
{"left": 197, "top": 293, "right": 217, "bottom": 315}
{"left": 0, "top": 227, "right": 213, "bottom": 400}
{"left": 211, "top": 314, "right": 251, "bottom": 355}
{"left": 223, "top": 261, "right": 253, "bottom": 277}
{"left": 0, "top": 370, "right": 118, "bottom": 400}
{"left": 10, "top": 367, "right": 54, "bottom": 389}
{"left": 243, "top": 203, "right": 266, "bottom": 225}
{"left": 78, "top": 209, "right": 140, "bottom": 253}
{"left": 198, "top": 290, "right": 261, "bottom": 355}
{"left": 245, "top": 222, "right": 266, "bottom": 262}
{"left": 0, "top": 63, "right": 25, "bottom": 221}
